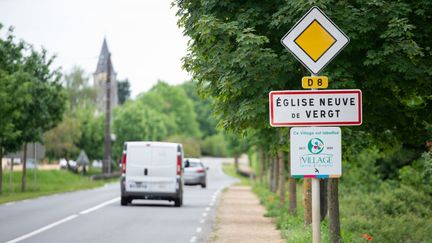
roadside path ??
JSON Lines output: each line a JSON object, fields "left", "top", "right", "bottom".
{"left": 210, "top": 185, "right": 284, "bottom": 243}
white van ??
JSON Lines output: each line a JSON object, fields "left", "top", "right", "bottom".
{"left": 120, "top": 141, "right": 184, "bottom": 207}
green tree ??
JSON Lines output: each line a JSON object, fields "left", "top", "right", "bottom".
{"left": 113, "top": 101, "right": 169, "bottom": 160}
{"left": 16, "top": 45, "right": 66, "bottom": 192}
{"left": 138, "top": 81, "right": 201, "bottom": 138}
{"left": 180, "top": 81, "right": 218, "bottom": 138}
{"left": 175, "top": 0, "right": 432, "bottom": 154}
{"left": 44, "top": 116, "right": 81, "bottom": 159}
{"left": 63, "top": 66, "right": 96, "bottom": 113}
{"left": 0, "top": 28, "right": 32, "bottom": 193}
{"left": 77, "top": 110, "right": 104, "bottom": 161}
{"left": 117, "top": 78, "right": 131, "bottom": 105}
{"left": 0, "top": 25, "right": 65, "bottom": 193}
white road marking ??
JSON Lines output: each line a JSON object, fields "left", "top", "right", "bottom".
{"left": 202, "top": 212, "right": 208, "bottom": 217}
{"left": 5, "top": 197, "right": 120, "bottom": 243}
{"left": 205, "top": 207, "right": 210, "bottom": 211}
{"left": 79, "top": 197, "right": 119, "bottom": 215}
{"left": 200, "top": 219, "right": 205, "bottom": 224}
{"left": 190, "top": 236, "right": 197, "bottom": 243}
{"left": 196, "top": 227, "right": 202, "bottom": 233}
{"left": 5, "top": 215, "right": 78, "bottom": 243}
{"left": 209, "top": 202, "right": 214, "bottom": 207}
{"left": 5, "top": 202, "right": 15, "bottom": 206}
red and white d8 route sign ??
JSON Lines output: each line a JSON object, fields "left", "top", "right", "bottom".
{"left": 269, "top": 89, "right": 362, "bottom": 127}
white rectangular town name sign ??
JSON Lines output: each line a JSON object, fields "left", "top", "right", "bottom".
{"left": 290, "top": 127, "right": 341, "bottom": 178}
{"left": 269, "top": 89, "right": 362, "bottom": 127}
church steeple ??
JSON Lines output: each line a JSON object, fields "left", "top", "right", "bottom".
{"left": 93, "top": 38, "right": 118, "bottom": 112}
{"left": 95, "top": 38, "right": 114, "bottom": 74}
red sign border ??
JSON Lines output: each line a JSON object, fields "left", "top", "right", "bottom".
{"left": 269, "top": 89, "right": 362, "bottom": 127}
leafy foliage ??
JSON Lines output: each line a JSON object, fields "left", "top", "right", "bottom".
{"left": 117, "top": 78, "right": 131, "bottom": 105}
{"left": 202, "top": 134, "right": 228, "bottom": 157}
{"left": 0, "top": 24, "right": 66, "bottom": 192}
{"left": 180, "top": 81, "right": 218, "bottom": 138}
{"left": 44, "top": 116, "right": 81, "bottom": 159}
{"left": 113, "top": 100, "right": 169, "bottom": 159}
{"left": 175, "top": 0, "right": 432, "bottom": 148}
{"left": 138, "top": 81, "right": 201, "bottom": 138}
{"left": 44, "top": 67, "right": 101, "bottom": 161}
{"left": 63, "top": 66, "right": 96, "bottom": 113}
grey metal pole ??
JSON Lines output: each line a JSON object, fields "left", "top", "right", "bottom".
{"left": 9, "top": 158, "right": 13, "bottom": 193}
{"left": 311, "top": 73, "right": 321, "bottom": 243}
{"left": 33, "top": 143, "right": 37, "bottom": 190}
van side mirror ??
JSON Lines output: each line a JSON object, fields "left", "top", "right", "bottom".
{"left": 206, "top": 167, "right": 209, "bottom": 171}
{"left": 185, "top": 160, "right": 190, "bottom": 168}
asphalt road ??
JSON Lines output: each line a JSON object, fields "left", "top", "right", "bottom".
{"left": 0, "top": 157, "right": 237, "bottom": 243}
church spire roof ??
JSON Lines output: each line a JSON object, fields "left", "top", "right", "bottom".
{"left": 95, "top": 38, "right": 114, "bottom": 74}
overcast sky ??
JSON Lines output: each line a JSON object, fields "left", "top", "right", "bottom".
{"left": 0, "top": 0, "right": 190, "bottom": 97}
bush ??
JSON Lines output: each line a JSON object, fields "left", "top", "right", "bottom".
{"left": 201, "top": 134, "right": 228, "bottom": 157}
{"left": 165, "top": 135, "right": 201, "bottom": 158}
{"left": 252, "top": 178, "right": 432, "bottom": 243}
{"left": 399, "top": 152, "right": 432, "bottom": 195}
{"left": 340, "top": 182, "right": 432, "bottom": 242}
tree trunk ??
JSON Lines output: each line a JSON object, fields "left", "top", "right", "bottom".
{"left": 288, "top": 178, "right": 297, "bottom": 215}
{"left": 328, "top": 178, "right": 341, "bottom": 243}
{"left": 287, "top": 130, "right": 297, "bottom": 215}
{"left": 278, "top": 130, "right": 285, "bottom": 207}
{"left": 303, "top": 178, "right": 312, "bottom": 225}
{"left": 0, "top": 147, "right": 3, "bottom": 194}
{"left": 273, "top": 156, "right": 279, "bottom": 193}
{"left": 258, "top": 148, "right": 263, "bottom": 184}
{"left": 269, "top": 156, "right": 274, "bottom": 192}
{"left": 278, "top": 149, "right": 285, "bottom": 206}
{"left": 234, "top": 155, "right": 239, "bottom": 172}
{"left": 21, "top": 143, "right": 27, "bottom": 192}
{"left": 320, "top": 179, "right": 328, "bottom": 221}
{"left": 263, "top": 152, "right": 268, "bottom": 186}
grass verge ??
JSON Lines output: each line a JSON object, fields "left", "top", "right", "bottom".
{"left": 222, "top": 162, "right": 251, "bottom": 186}
{"left": 0, "top": 169, "right": 118, "bottom": 204}
{"left": 253, "top": 183, "right": 331, "bottom": 242}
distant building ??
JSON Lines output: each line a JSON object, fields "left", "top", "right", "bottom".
{"left": 93, "top": 38, "right": 118, "bottom": 113}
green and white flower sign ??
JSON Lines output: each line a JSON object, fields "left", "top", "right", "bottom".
{"left": 290, "top": 127, "right": 341, "bottom": 178}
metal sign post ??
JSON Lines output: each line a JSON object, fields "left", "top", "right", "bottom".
{"left": 311, "top": 73, "right": 321, "bottom": 243}
{"left": 274, "top": 6, "right": 352, "bottom": 243}
{"left": 312, "top": 176, "right": 321, "bottom": 242}
{"left": 310, "top": 74, "right": 320, "bottom": 243}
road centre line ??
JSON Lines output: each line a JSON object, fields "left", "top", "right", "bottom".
{"left": 196, "top": 227, "right": 202, "bottom": 233}
{"left": 5, "top": 215, "right": 78, "bottom": 243}
{"left": 202, "top": 212, "right": 208, "bottom": 217}
{"left": 79, "top": 197, "right": 119, "bottom": 215}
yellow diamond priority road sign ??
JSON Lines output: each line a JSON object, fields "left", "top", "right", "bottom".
{"left": 281, "top": 6, "right": 349, "bottom": 74}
